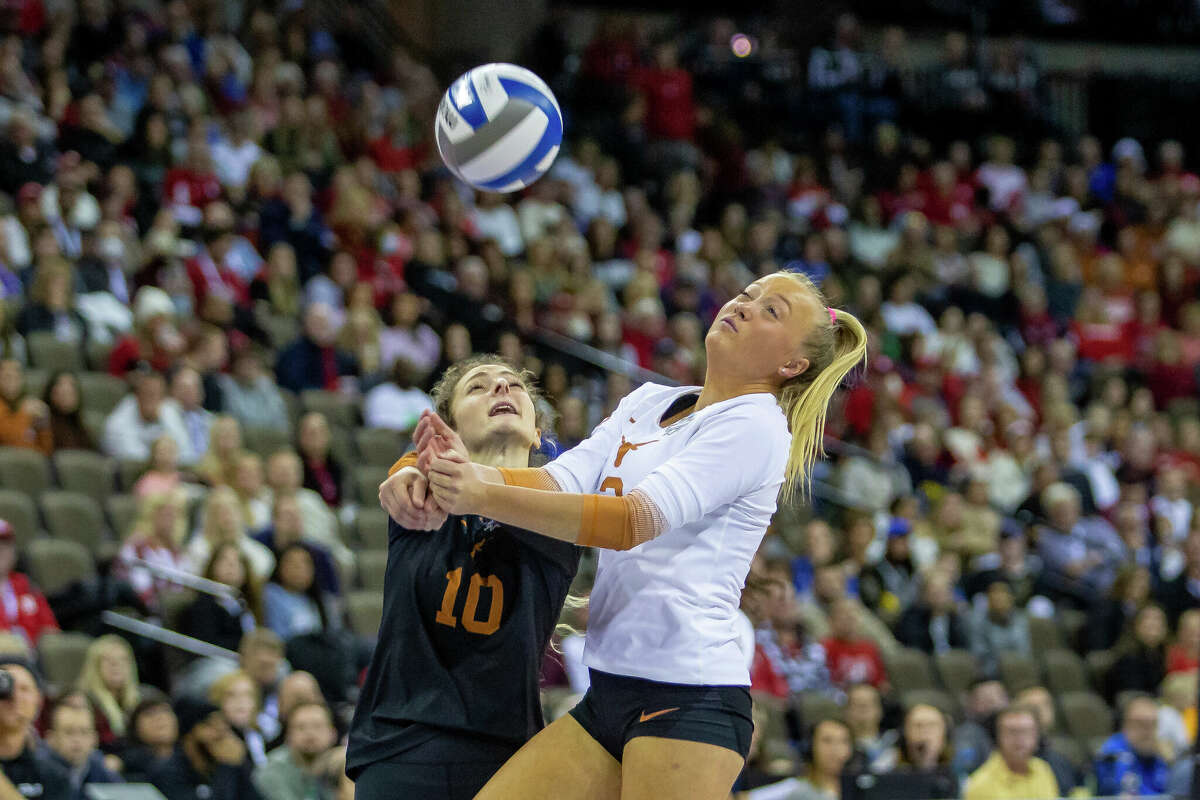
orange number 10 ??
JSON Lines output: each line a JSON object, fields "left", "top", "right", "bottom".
{"left": 436, "top": 568, "right": 504, "bottom": 635}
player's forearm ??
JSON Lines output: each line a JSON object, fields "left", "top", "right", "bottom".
{"left": 476, "top": 482, "right": 585, "bottom": 544}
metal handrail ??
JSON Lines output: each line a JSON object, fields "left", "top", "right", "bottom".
{"left": 101, "top": 611, "right": 238, "bottom": 661}
{"left": 122, "top": 556, "right": 240, "bottom": 602}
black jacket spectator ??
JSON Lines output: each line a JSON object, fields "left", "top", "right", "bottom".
{"left": 1105, "top": 645, "right": 1166, "bottom": 703}
{"left": 178, "top": 594, "right": 252, "bottom": 654}
{"left": 257, "top": 199, "right": 333, "bottom": 285}
{"left": 1157, "top": 571, "right": 1200, "bottom": 628}
{"left": 1, "top": 743, "right": 71, "bottom": 800}
{"left": 275, "top": 336, "right": 357, "bottom": 394}
{"left": 895, "top": 604, "right": 968, "bottom": 653}
{"left": 148, "top": 749, "right": 260, "bottom": 800}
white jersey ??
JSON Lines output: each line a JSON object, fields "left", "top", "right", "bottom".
{"left": 545, "top": 383, "right": 790, "bottom": 686}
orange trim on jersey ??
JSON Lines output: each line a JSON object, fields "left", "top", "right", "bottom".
{"left": 578, "top": 494, "right": 635, "bottom": 550}
{"left": 388, "top": 452, "right": 419, "bottom": 476}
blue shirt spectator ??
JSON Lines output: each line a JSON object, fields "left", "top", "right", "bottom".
{"left": 1094, "top": 696, "right": 1170, "bottom": 797}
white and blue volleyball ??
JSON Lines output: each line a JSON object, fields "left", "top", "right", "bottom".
{"left": 435, "top": 63, "right": 563, "bottom": 193}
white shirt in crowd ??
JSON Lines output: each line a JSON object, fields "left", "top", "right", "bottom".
{"left": 363, "top": 383, "right": 434, "bottom": 432}
{"left": 545, "top": 383, "right": 789, "bottom": 686}
{"left": 102, "top": 396, "right": 197, "bottom": 465}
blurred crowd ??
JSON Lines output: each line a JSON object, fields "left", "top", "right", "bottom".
{"left": 0, "top": 1, "right": 1188, "bottom": 798}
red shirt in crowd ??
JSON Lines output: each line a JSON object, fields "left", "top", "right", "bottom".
{"left": 0, "top": 573, "right": 59, "bottom": 645}
{"left": 750, "top": 644, "right": 790, "bottom": 699}
{"left": 1070, "top": 319, "right": 1135, "bottom": 364}
{"left": 635, "top": 67, "right": 695, "bottom": 141}
{"left": 185, "top": 252, "right": 251, "bottom": 308}
{"left": 822, "top": 636, "right": 887, "bottom": 688}
{"left": 1166, "top": 644, "right": 1200, "bottom": 675}
{"left": 162, "top": 167, "right": 222, "bottom": 215}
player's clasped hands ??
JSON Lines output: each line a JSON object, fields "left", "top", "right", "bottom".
{"left": 378, "top": 410, "right": 473, "bottom": 529}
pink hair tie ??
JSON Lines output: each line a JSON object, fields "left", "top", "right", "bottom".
{"left": 828, "top": 307, "right": 837, "bottom": 325}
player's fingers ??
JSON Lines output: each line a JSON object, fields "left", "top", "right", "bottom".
{"left": 409, "top": 474, "right": 430, "bottom": 510}
{"left": 430, "top": 413, "right": 457, "bottom": 440}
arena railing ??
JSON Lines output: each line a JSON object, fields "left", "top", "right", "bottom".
{"left": 101, "top": 610, "right": 238, "bottom": 662}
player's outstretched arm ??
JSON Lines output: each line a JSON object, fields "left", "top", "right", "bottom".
{"left": 427, "top": 452, "right": 663, "bottom": 550}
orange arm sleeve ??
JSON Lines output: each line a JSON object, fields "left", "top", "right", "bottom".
{"left": 496, "top": 467, "right": 561, "bottom": 491}
{"left": 387, "top": 452, "right": 419, "bottom": 476}
{"left": 575, "top": 490, "right": 666, "bottom": 551}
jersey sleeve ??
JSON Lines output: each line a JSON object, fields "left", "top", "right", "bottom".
{"left": 543, "top": 387, "right": 646, "bottom": 494}
{"left": 633, "top": 409, "right": 788, "bottom": 533}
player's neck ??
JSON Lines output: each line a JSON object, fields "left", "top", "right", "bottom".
{"left": 695, "top": 375, "right": 777, "bottom": 411}
{"left": 470, "top": 439, "right": 530, "bottom": 469}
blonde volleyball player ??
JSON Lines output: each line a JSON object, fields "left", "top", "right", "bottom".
{"left": 409, "top": 271, "right": 867, "bottom": 799}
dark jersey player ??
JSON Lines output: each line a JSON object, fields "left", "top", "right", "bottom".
{"left": 347, "top": 356, "right": 580, "bottom": 799}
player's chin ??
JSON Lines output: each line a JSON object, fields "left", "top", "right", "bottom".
{"left": 484, "top": 413, "right": 535, "bottom": 439}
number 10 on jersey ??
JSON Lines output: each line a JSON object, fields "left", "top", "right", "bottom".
{"left": 436, "top": 568, "right": 504, "bottom": 635}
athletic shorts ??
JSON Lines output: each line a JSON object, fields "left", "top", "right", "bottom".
{"left": 568, "top": 668, "right": 753, "bottom": 762}
{"left": 351, "top": 729, "right": 519, "bottom": 800}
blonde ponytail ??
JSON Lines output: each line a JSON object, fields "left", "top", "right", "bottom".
{"left": 775, "top": 273, "right": 869, "bottom": 503}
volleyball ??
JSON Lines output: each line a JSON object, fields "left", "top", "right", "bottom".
{"left": 435, "top": 63, "right": 563, "bottom": 193}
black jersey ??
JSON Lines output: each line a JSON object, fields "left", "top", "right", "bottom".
{"left": 346, "top": 512, "right": 580, "bottom": 774}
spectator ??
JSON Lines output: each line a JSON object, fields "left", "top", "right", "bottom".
{"left": 1088, "top": 564, "right": 1152, "bottom": 652}
{"left": 263, "top": 450, "right": 343, "bottom": 570}
{"left": 470, "top": 192, "right": 524, "bottom": 258}
{"left": 822, "top": 597, "right": 887, "bottom": 689}
{"left": 253, "top": 494, "right": 340, "bottom": 596}
{"left": 194, "top": 415, "right": 246, "bottom": 488}
{"left": 1157, "top": 671, "right": 1197, "bottom": 761}
{"left": 0, "top": 520, "right": 58, "bottom": 646}
{"left": 1013, "top": 686, "right": 1085, "bottom": 795}
{"left": 16, "top": 261, "right": 88, "bottom": 357}
{"left": 148, "top": 697, "right": 262, "bottom": 800}
{"left": 131, "top": 436, "right": 185, "bottom": 498}
{"left": 1105, "top": 603, "right": 1169, "bottom": 702}
{"left": 378, "top": 291, "right": 440, "bottom": 380}
{"left": 171, "top": 366, "right": 214, "bottom": 463}
{"left": 858, "top": 520, "right": 919, "bottom": 622}
{"left": 231, "top": 453, "right": 271, "bottom": 531}
{"left": 251, "top": 702, "right": 338, "bottom": 800}
{"left": 235, "top": 631, "right": 288, "bottom": 744}
{"left": 108, "top": 287, "right": 185, "bottom": 376}
{"left": 0, "top": 359, "right": 51, "bottom": 454}
{"left": 121, "top": 691, "right": 178, "bottom": 783}
{"left": 263, "top": 545, "right": 334, "bottom": 642}
{"left": 296, "top": 412, "right": 343, "bottom": 508}
{"left": 44, "top": 696, "right": 123, "bottom": 799}
{"left": 1035, "top": 482, "right": 1124, "bottom": 604}
{"left": 891, "top": 704, "right": 955, "bottom": 797}
{"left": 178, "top": 542, "right": 262, "bottom": 653}
{"left": 750, "top": 576, "right": 835, "bottom": 700}
{"left": 845, "top": 683, "right": 896, "bottom": 772}
{"left": 363, "top": 358, "right": 433, "bottom": 432}
{"left": 76, "top": 635, "right": 142, "bottom": 752}
{"left": 274, "top": 303, "right": 357, "bottom": 394}
{"left": 1168, "top": 608, "right": 1200, "bottom": 674}
{"left": 42, "top": 371, "right": 93, "bottom": 451}
{"left": 217, "top": 345, "right": 290, "bottom": 434}
{"left": 1095, "top": 694, "right": 1169, "bottom": 797}
{"left": 953, "top": 679, "right": 1010, "bottom": 776}
{"left": 1159, "top": 529, "right": 1200, "bottom": 626}
{"left": 967, "top": 581, "right": 1032, "bottom": 679}
{"left": 0, "top": 658, "right": 70, "bottom": 800}
{"left": 101, "top": 368, "right": 195, "bottom": 465}
{"left": 208, "top": 670, "right": 267, "bottom": 767}
{"left": 249, "top": 243, "right": 302, "bottom": 321}
{"left": 116, "top": 489, "right": 189, "bottom": 608}
{"left": 963, "top": 705, "right": 1058, "bottom": 800}
{"left": 751, "top": 718, "right": 855, "bottom": 800}
{"left": 895, "top": 572, "right": 968, "bottom": 654}
{"left": 257, "top": 174, "right": 333, "bottom": 285}
{"left": 184, "top": 202, "right": 253, "bottom": 309}
{"left": 963, "top": 521, "right": 1042, "bottom": 608}
{"left": 185, "top": 487, "right": 275, "bottom": 582}
{"left": 266, "top": 672, "right": 325, "bottom": 752}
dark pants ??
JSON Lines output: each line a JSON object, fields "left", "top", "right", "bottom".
{"left": 354, "top": 756, "right": 511, "bottom": 800}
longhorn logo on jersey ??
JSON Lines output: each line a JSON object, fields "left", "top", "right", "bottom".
{"left": 613, "top": 436, "right": 658, "bottom": 467}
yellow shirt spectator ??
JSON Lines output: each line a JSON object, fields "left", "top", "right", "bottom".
{"left": 964, "top": 752, "right": 1060, "bottom": 800}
